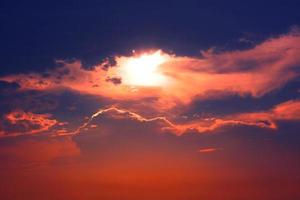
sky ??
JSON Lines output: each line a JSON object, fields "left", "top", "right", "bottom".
{"left": 0, "top": 1, "right": 300, "bottom": 200}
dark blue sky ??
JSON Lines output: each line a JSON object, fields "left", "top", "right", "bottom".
{"left": 1, "top": 0, "right": 300, "bottom": 75}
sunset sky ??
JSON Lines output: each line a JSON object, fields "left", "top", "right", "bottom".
{"left": 1, "top": 1, "right": 300, "bottom": 200}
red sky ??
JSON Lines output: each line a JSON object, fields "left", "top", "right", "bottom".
{"left": 0, "top": 16, "right": 300, "bottom": 200}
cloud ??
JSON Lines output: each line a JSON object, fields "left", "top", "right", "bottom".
{"left": 1, "top": 110, "right": 58, "bottom": 137}
{"left": 175, "top": 99, "right": 300, "bottom": 134}
{"left": 105, "top": 76, "right": 122, "bottom": 85}
{"left": 1, "top": 31, "right": 299, "bottom": 110}
{"left": 233, "top": 99, "right": 300, "bottom": 129}
{"left": 161, "top": 32, "right": 300, "bottom": 103}
{"left": 73, "top": 107, "right": 178, "bottom": 135}
{"left": 198, "top": 147, "right": 222, "bottom": 153}
{"left": 68, "top": 99, "right": 300, "bottom": 137}
{"left": 0, "top": 31, "right": 300, "bottom": 138}
{"left": 272, "top": 99, "right": 300, "bottom": 120}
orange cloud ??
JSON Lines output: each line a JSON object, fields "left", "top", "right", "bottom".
{"left": 272, "top": 100, "right": 300, "bottom": 120}
{"left": 160, "top": 32, "right": 300, "bottom": 103}
{"left": 179, "top": 99, "right": 300, "bottom": 134}
{"left": 234, "top": 99, "right": 300, "bottom": 129}
{"left": 198, "top": 148, "right": 222, "bottom": 153}
{"left": 1, "top": 110, "right": 58, "bottom": 137}
{"left": 1, "top": 96, "right": 291, "bottom": 138}
{"left": 1, "top": 31, "right": 299, "bottom": 111}
{"left": 71, "top": 99, "right": 300, "bottom": 136}
{"left": 1, "top": 31, "right": 299, "bottom": 138}
{"left": 72, "top": 107, "right": 178, "bottom": 135}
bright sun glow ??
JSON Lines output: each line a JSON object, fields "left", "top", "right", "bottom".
{"left": 119, "top": 51, "right": 169, "bottom": 87}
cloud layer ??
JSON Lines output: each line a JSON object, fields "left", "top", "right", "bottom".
{"left": 2, "top": 31, "right": 300, "bottom": 105}
{"left": 0, "top": 30, "right": 299, "bottom": 137}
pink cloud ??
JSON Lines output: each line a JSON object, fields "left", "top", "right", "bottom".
{"left": 1, "top": 31, "right": 299, "bottom": 111}
{"left": 198, "top": 148, "right": 222, "bottom": 153}
{"left": 177, "top": 99, "right": 300, "bottom": 134}
{"left": 1, "top": 31, "right": 300, "bottom": 137}
{"left": 72, "top": 99, "right": 300, "bottom": 136}
{"left": 161, "top": 31, "right": 300, "bottom": 103}
{"left": 71, "top": 107, "right": 178, "bottom": 135}
{"left": 1, "top": 110, "right": 58, "bottom": 137}
{"left": 234, "top": 99, "right": 300, "bottom": 129}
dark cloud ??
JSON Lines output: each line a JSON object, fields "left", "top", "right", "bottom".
{"left": 101, "top": 57, "right": 117, "bottom": 71}
{"left": 105, "top": 76, "right": 122, "bottom": 85}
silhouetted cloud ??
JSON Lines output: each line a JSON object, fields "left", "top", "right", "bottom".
{"left": 105, "top": 76, "right": 122, "bottom": 85}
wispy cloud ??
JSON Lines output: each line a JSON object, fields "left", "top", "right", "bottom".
{"left": 1, "top": 31, "right": 300, "bottom": 137}
{"left": 1, "top": 31, "right": 299, "bottom": 109}
{"left": 198, "top": 147, "right": 222, "bottom": 153}
{"left": 65, "top": 99, "right": 300, "bottom": 136}
{"left": 1, "top": 110, "right": 58, "bottom": 137}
